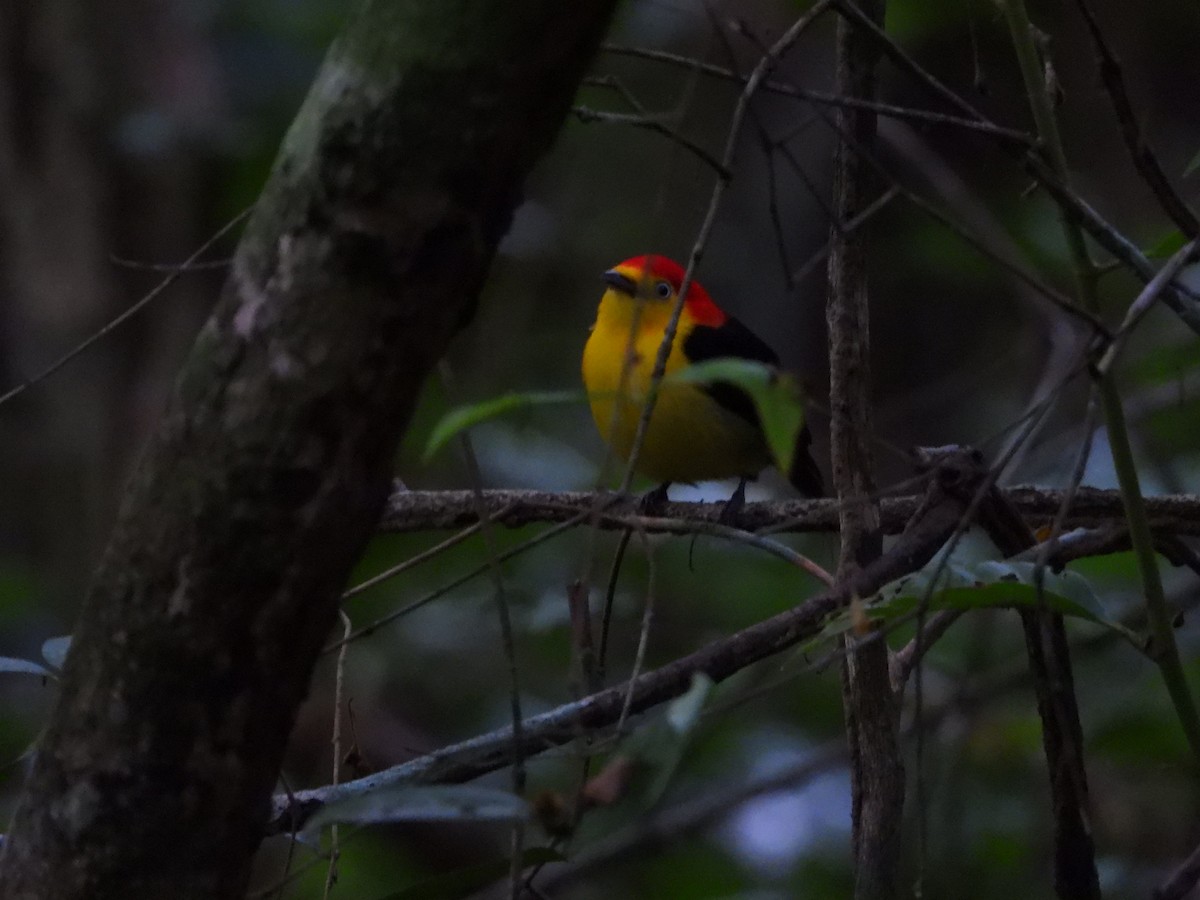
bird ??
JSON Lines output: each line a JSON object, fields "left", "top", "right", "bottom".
{"left": 582, "top": 254, "right": 823, "bottom": 516}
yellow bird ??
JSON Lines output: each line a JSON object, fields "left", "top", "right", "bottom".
{"left": 582, "top": 254, "right": 823, "bottom": 512}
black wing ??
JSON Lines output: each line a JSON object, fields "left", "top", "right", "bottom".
{"left": 789, "top": 424, "right": 824, "bottom": 497}
{"left": 682, "top": 317, "right": 779, "bottom": 427}
{"left": 684, "top": 318, "right": 825, "bottom": 496}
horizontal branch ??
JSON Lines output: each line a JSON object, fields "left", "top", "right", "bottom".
{"left": 270, "top": 451, "right": 989, "bottom": 835}
{"left": 379, "top": 484, "right": 1200, "bottom": 537}
{"left": 600, "top": 45, "right": 1036, "bottom": 147}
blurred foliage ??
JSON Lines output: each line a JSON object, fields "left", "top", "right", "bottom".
{"left": 0, "top": 0, "right": 1199, "bottom": 897}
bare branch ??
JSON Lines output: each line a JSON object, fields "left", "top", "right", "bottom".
{"left": 1156, "top": 837, "right": 1200, "bottom": 900}
{"left": 1073, "top": 0, "right": 1199, "bottom": 238}
{"left": 824, "top": 3, "right": 906, "bottom": 895}
{"left": 975, "top": 488, "right": 1100, "bottom": 898}
{"left": 0, "top": 209, "right": 250, "bottom": 410}
{"left": 267, "top": 451, "right": 988, "bottom": 836}
{"left": 571, "top": 105, "right": 730, "bottom": 177}
{"left": 601, "top": 45, "right": 1037, "bottom": 146}
{"left": 829, "top": 0, "right": 1200, "bottom": 334}
{"left": 376, "top": 485, "right": 1200, "bottom": 537}
{"left": 616, "top": 0, "right": 835, "bottom": 495}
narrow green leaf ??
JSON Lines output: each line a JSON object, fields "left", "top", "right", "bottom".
{"left": 670, "top": 357, "right": 773, "bottom": 390}
{"left": 422, "top": 390, "right": 583, "bottom": 462}
{"left": 1185, "top": 147, "right": 1200, "bottom": 178}
{"left": 622, "top": 672, "right": 715, "bottom": 808}
{"left": 1145, "top": 229, "right": 1187, "bottom": 260}
{"left": 666, "top": 671, "right": 714, "bottom": 734}
{"left": 670, "top": 359, "right": 805, "bottom": 472}
{"left": 812, "top": 557, "right": 1138, "bottom": 647}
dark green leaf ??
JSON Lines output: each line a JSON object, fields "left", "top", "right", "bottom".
{"left": 814, "top": 558, "right": 1136, "bottom": 646}
{"left": 670, "top": 359, "right": 805, "bottom": 472}
{"left": 621, "top": 672, "right": 714, "bottom": 808}
{"left": 1145, "top": 229, "right": 1187, "bottom": 259}
{"left": 1185, "top": 147, "right": 1200, "bottom": 178}
{"left": 422, "top": 391, "right": 583, "bottom": 462}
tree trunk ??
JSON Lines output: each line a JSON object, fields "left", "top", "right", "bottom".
{"left": 0, "top": 2, "right": 617, "bottom": 897}
{"left": 825, "top": 2, "right": 904, "bottom": 898}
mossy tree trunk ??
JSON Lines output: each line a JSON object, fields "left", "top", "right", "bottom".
{"left": 0, "top": 2, "right": 617, "bottom": 897}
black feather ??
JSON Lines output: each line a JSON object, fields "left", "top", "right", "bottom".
{"left": 789, "top": 424, "right": 824, "bottom": 497}
{"left": 682, "top": 318, "right": 779, "bottom": 428}
{"left": 684, "top": 318, "right": 823, "bottom": 496}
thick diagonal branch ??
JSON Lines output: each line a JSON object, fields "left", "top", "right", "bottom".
{"left": 267, "top": 450, "right": 987, "bottom": 836}
{"left": 0, "top": 3, "right": 618, "bottom": 898}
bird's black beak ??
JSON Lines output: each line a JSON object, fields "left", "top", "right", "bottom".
{"left": 603, "top": 269, "right": 638, "bottom": 295}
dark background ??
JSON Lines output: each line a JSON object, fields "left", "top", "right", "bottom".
{"left": 1, "top": 0, "right": 1198, "bottom": 896}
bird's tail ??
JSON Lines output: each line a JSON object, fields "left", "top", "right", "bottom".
{"left": 788, "top": 424, "right": 824, "bottom": 497}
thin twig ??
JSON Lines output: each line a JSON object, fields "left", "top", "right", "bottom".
{"left": 617, "top": 0, "right": 836, "bottom": 496}
{"left": 601, "top": 44, "right": 1037, "bottom": 146}
{"left": 270, "top": 455, "right": 983, "bottom": 836}
{"left": 890, "top": 609, "right": 963, "bottom": 691}
{"left": 1003, "top": 0, "right": 1200, "bottom": 767}
{"left": 109, "top": 255, "right": 233, "bottom": 273}
{"left": 617, "top": 528, "right": 656, "bottom": 735}
{"left": 342, "top": 516, "right": 494, "bottom": 601}
{"left": 0, "top": 207, "right": 252, "bottom": 410}
{"left": 1033, "top": 387, "right": 1101, "bottom": 587}
{"left": 598, "top": 529, "right": 633, "bottom": 686}
{"left": 321, "top": 611, "right": 353, "bottom": 900}
{"left": 327, "top": 509, "right": 602, "bottom": 654}
{"left": 830, "top": 0, "right": 1200, "bottom": 332}
{"left": 571, "top": 107, "right": 730, "bottom": 177}
{"left": 1155, "top": 834, "right": 1200, "bottom": 900}
{"left": 1072, "top": 0, "right": 1199, "bottom": 237}
{"left": 897, "top": 187, "right": 1109, "bottom": 338}
{"left": 1095, "top": 239, "right": 1198, "bottom": 375}
{"left": 792, "top": 184, "right": 901, "bottom": 285}
{"left": 440, "top": 360, "right": 527, "bottom": 900}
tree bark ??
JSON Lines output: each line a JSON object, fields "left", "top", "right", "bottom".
{"left": 976, "top": 490, "right": 1101, "bottom": 899}
{"left": 826, "top": 2, "right": 904, "bottom": 898}
{"left": 0, "top": 2, "right": 617, "bottom": 898}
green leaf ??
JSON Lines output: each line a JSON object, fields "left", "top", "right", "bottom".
{"left": 621, "top": 672, "right": 714, "bottom": 808}
{"left": 422, "top": 390, "right": 583, "bottom": 462}
{"left": 374, "top": 847, "right": 564, "bottom": 900}
{"left": 669, "top": 359, "right": 805, "bottom": 472}
{"left": 1145, "top": 229, "right": 1187, "bottom": 260}
{"left": 813, "top": 558, "right": 1137, "bottom": 647}
{"left": 1185, "top": 147, "right": 1200, "bottom": 178}
{"left": 305, "top": 784, "right": 528, "bottom": 837}
{"left": 666, "top": 671, "right": 713, "bottom": 734}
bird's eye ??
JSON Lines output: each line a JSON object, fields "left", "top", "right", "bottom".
{"left": 654, "top": 281, "right": 673, "bottom": 299}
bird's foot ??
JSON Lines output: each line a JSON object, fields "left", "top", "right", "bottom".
{"left": 638, "top": 482, "right": 672, "bottom": 516}
{"left": 717, "top": 477, "right": 749, "bottom": 527}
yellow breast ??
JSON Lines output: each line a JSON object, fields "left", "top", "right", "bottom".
{"left": 582, "top": 290, "right": 769, "bottom": 484}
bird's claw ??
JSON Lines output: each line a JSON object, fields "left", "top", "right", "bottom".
{"left": 638, "top": 482, "right": 671, "bottom": 515}
{"left": 718, "top": 477, "right": 749, "bottom": 526}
